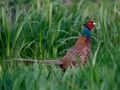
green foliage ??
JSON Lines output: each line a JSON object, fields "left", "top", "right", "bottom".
{"left": 0, "top": 0, "right": 120, "bottom": 90}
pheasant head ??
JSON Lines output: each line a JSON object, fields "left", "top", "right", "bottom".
{"left": 86, "top": 20, "right": 96, "bottom": 30}
{"left": 82, "top": 20, "right": 95, "bottom": 38}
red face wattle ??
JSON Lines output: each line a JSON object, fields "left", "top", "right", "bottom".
{"left": 87, "top": 20, "right": 95, "bottom": 30}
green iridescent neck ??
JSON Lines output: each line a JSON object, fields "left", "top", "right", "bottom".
{"left": 82, "top": 26, "right": 91, "bottom": 38}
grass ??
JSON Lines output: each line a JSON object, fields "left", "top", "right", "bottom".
{"left": 0, "top": 0, "right": 120, "bottom": 90}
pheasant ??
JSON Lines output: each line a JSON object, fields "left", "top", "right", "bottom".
{"left": 5, "top": 20, "right": 95, "bottom": 71}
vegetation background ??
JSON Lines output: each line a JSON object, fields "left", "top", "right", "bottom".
{"left": 0, "top": 0, "right": 120, "bottom": 90}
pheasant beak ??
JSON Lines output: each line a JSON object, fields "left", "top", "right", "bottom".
{"left": 93, "top": 22, "right": 96, "bottom": 26}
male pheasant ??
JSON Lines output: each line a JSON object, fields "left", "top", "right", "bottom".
{"left": 5, "top": 20, "right": 95, "bottom": 71}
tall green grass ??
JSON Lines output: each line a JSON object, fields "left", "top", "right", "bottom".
{"left": 0, "top": 0, "right": 120, "bottom": 90}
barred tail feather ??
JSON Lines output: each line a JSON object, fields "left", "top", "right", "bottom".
{"left": 4, "top": 58, "right": 63, "bottom": 65}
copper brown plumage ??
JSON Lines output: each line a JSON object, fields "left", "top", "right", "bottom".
{"left": 60, "top": 36, "right": 91, "bottom": 70}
